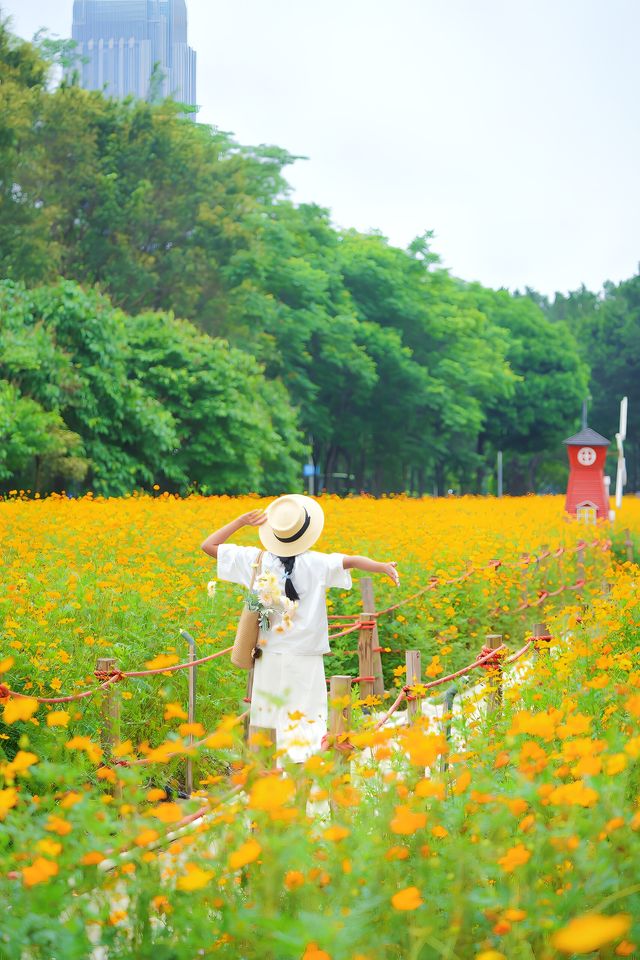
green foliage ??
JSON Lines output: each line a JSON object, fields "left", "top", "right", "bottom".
{"left": 472, "top": 287, "right": 590, "bottom": 492}
{"left": 0, "top": 280, "right": 305, "bottom": 494}
{"left": 531, "top": 274, "right": 640, "bottom": 491}
{"left": 0, "top": 17, "right": 599, "bottom": 495}
{"left": 0, "top": 380, "right": 81, "bottom": 483}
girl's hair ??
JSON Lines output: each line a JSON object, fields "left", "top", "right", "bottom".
{"left": 277, "top": 556, "right": 300, "bottom": 601}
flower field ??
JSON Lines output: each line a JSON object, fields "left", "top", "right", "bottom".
{"left": 1, "top": 493, "right": 639, "bottom": 958}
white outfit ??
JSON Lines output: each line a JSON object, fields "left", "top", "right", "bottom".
{"left": 217, "top": 545, "right": 352, "bottom": 761}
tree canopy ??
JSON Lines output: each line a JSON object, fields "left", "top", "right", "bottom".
{"left": 0, "top": 20, "right": 604, "bottom": 496}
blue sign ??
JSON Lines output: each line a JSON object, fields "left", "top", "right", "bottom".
{"left": 303, "top": 464, "right": 315, "bottom": 477}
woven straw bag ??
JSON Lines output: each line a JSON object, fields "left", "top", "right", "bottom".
{"left": 231, "top": 551, "right": 264, "bottom": 670}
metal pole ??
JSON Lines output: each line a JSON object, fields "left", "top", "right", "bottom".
{"left": 180, "top": 630, "right": 197, "bottom": 796}
{"left": 497, "top": 451, "right": 503, "bottom": 497}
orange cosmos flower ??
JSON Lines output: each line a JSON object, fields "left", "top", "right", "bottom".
{"left": 391, "top": 886, "right": 423, "bottom": 911}
{"left": 552, "top": 914, "right": 631, "bottom": 954}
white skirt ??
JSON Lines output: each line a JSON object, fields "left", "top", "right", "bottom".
{"left": 250, "top": 651, "right": 327, "bottom": 763}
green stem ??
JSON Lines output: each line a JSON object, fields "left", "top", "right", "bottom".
{"left": 591, "top": 882, "right": 640, "bottom": 912}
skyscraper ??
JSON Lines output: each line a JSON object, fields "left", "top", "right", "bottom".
{"left": 71, "top": 0, "right": 196, "bottom": 111}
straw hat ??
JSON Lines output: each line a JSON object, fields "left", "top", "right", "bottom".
{"left": 259, "top": 494, "right": 325, "bottom": 557}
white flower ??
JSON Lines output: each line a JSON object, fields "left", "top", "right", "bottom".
{"left": 256, "top": 572, "right": 279, "bottom": 593}
{"left": 282, "top": 597, "right": 298, "bottom": 615}
{"left": 207, "top": 580, "right": 217, "bottom": 598}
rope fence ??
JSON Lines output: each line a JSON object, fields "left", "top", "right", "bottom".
{"left": 0, "top": 535, "right": 610, "bottom": 792}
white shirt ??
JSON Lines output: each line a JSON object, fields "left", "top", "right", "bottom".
{"left": 217, "top": 545, "right": 352, "bottom": 655}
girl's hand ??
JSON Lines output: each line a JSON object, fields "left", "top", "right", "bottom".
{"left": 237, "top": 510, "right": 267, "bottom": 527}
{"left": 383, "top": 561, "right": 400, "bottom": 586}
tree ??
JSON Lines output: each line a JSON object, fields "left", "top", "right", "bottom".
{"left": 472, "top": 287, "right": 589, "bottom": 492}
{"left": 0, "top": 380, "right": 85, "bottom": 488}
{"left": 0, "top": 19, "right": 52, "bottom": 283}
{"left": 543, "top": 276, "right": 640, "bottom": 491}
{"left": 0, "top": 280, "right": 305, "bottom": 495}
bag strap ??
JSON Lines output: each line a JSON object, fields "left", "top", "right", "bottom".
{"left": 249, "top": 550, "right": 264, "bottom": 590}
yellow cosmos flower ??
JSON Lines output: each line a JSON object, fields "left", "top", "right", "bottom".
{"left": 45, "top": 815, "right": 72, "bottom": 836}
{"left": 46, "top": 710, "right": 70, "bottom": 728}
{"left": 65, "top": 736, "right": 102, "bottom": 764}
{"left": 164, "top": 702, "right": 188, "bottom": 721}
{"left": 148, "top": 802, "right": 184, "bottom": 824}
{"left": 498, "top": 843, "right": 531, "bottom": 873}
{"left": 323, "top": 825, "right": 350, "bottom": 843}
{"left": 284, "top": 870, "right": 305, "bottom": 890}
{"left": 135, "top": 829, "right": 160, "bottom": 847}
{"left": 81, "top": 851, "right": 105, "bottom": 865}
{"left": 391, "top": 886, "right": 423, "bottom": 911}
{"left": 390, "top": 805, "right": 427, "bottom": 835}
{"left": 144, "top": 653, "right": 180, "bottom": 670}
{"left": 3, "top": 696, "right": 39, "bottom": 724}
{"left": 228, "top": 838, "right": 261, "bottom": 870}
{"left": 176, "top": 863, "right": 214, "bottom": 891}
{"left": 36, "top": 839, "right": 62, "bottom": 857}
{"left": 203, "top": 726, "right": 235, "bottom": 749}
{"left": 0, "top": 787, "right": 18, "bottom": 820}
{"left": 552, "top": 914, "right": 631, "bottom": 954}
{"left": 401, "top": 729, "right": 448, "bottom": 767}
{"left": 22, "top": 857, "right": 59, "bottom": 887}
{"left": 3, "top": 750, "right": 38, "bottom": 780}
{"left": 302, "top": 945, "right": 331, "bottom": 960}
{"left": 548, "top": 780, "right": 599, "bottom": 808}
{"left": 248, "top": 776, "right": 295, "bottom": 812}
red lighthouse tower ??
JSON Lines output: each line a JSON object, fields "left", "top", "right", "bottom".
{"left": 564, "top": 424, "right": 610, "bottom": 520}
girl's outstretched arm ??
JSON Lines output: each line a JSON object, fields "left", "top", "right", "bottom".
{"left": 201, "top": 510, "right": 266, "bottom": 559}
{"left": 343, "top": 555, "right": 400, "bottom": 586}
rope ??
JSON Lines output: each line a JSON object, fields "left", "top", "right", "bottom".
{"left": 0, "top": 537, "right": 608, "bottom": 705}
{"left": 370, "top": 645, "right": 509, "bottom": 730}
{"left": 327, "top": 537, "right": 608, "bottom": 625}
{"left": 505, "top": 639, "right": 534, "bottom": 663}
{"left": 327, "top": 621, "right": 367, "bottom": 641}
{"left": 0, "top": 672, "right": 123, "bottom": 705}
{"left": 121, "top": 645, "right": 234, "bottom": 678}
{"left": 374, "top": 689, "right": 407, "bottom": 729}
{"left": 0, "top": 646, "right": 235, "bottom": 705}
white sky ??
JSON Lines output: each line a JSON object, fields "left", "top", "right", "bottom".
{"left": 3, "top": 0, "right": 640, "bottom": 296}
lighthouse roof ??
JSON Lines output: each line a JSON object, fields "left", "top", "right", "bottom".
{"left": 563, "top": 426, "right": 610, "bottom": 447}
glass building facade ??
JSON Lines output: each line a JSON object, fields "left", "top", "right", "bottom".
{"left": 72, "top": 0, "right": 196, "bottom": 111}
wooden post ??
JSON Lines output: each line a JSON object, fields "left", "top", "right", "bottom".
{"left": 405, "top": 650, "right": 421, "bottom": 724}
{"left": 328, "top": 675, "right": 352, "bottom": 761}
{"left": 532, "top": 621, "right": 550, "bottom": 657}
{"left": 96, "top": 657, "right": 121, "bottom": 752}
{"left": 484, "top": 634, "right": 503, "bottom": 714}
{"left": 357, "top": 618, "right": 375, "bottom": 701}
{"left": 96, "top": 657, "right": 121, "bottom": 798}
{"left": 625, "top": 529, "right": 634, "bottom": 563}
{"left": 359, "top": 578, "right": 384, "bottom": 696}
{"left": 248, "top": 726, "right": 277, "bottom": 767}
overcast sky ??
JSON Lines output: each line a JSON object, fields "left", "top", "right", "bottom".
{"left": 3, "top": 0, "right": 640, "bottom": 296}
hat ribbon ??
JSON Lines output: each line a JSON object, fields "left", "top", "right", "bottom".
{"left": 274, "top": 508, "right": 311, "bottom": 544}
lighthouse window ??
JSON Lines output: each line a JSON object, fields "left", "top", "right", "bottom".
{"left": 576, "top": 505, "right": 597, "bottom": 524}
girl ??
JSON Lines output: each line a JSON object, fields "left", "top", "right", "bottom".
{"left": 201, "top": 494, "right": 399, "bottom": 762}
